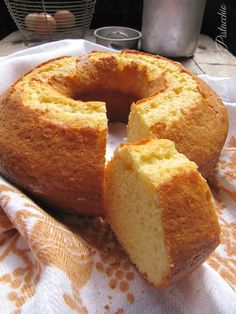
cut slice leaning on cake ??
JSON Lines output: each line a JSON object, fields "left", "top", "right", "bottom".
{"left": 105, "top": 138, "right": 220, "bottom": 287}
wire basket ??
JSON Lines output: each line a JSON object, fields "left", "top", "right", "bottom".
{"left": 4, "top": 0, "right": 96, "bottom": 44}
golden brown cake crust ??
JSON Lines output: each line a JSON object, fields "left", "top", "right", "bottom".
{"left": 124, "top": 51, "right": 228, "bottom": 177}
{"left": 156, "top": 170, "right": 220, "bottom": 287}
{"left": 0, "top": 57, "right": 107, "bottom": 215}
{"left": 150, "top": 73, "right": 228, "bottom": 177}
{"left": 105, "top": 138, "right": 221, "bottom": 288}
{"left": 0, "top": 50, "right": 228, "bottom": 215}
{"left": 75, "top": 51, "right": 168, "bottom": 123}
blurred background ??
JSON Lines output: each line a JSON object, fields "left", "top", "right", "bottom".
{"left": 0, "top": 0, "right": 235, "bottom": 55}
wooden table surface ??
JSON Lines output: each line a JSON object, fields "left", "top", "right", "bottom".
{"left": 0, "top": 31, "right": 236, "bottom": 78}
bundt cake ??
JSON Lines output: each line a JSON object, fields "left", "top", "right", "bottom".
{"left": 0, "top": 50, "right": 228, "bottom": 215}
{"left": 0, "top": 57, "right": 107, "bottom": 215}
{"left": 77, "top": 51, "right": 228, "bottom": 176}
{"left": 105, "top": 138, "right": 220, "bottom": 287}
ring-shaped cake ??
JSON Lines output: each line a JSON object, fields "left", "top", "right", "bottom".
{"left": 0, "top": 51, "right": 228, "bottom": 215}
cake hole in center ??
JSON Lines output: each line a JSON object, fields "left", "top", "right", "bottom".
{"left": 74, "top": 88, "right": 135, "bottom": 161}
{"left": 74, "top": 88, "right": 139, "bottom": 123}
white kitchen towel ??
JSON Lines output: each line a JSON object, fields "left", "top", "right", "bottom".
{"left": 0, "top": 40, "right": 235, "bottom": 314}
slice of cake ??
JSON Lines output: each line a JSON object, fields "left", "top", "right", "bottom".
{"left": 105, "top": 138, "right": 220, "bottom": 287}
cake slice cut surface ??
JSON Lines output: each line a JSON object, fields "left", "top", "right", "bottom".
{"left": 105, "top": 138, "right": 220, "bottom": 287}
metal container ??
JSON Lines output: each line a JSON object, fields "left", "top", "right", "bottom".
{"left": 94, "top": 26, "right": 141, "bottom": 50}
{"left": 141, "top": 0, "right": 206, "bottom": 57}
